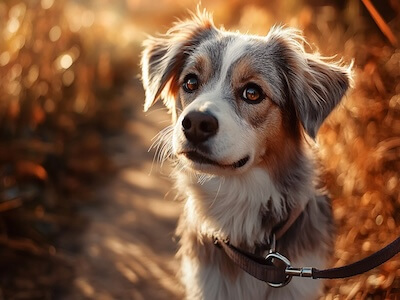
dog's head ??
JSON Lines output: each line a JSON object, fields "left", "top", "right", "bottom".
{"left": 141, "top": 10, "right": 351, "bottom": 177}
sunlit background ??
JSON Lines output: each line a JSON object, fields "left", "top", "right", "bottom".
{"left": 0, "top": 0, "right": 399, "bottom": 299}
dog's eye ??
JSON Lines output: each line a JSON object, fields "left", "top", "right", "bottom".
{"left": 183, "top": 74, "right": 199, "bottom": 93}
{"left": 242, "top": 84, "right": 263, "bottom": 103}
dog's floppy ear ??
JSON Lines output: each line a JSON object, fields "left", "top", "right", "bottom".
{"left": 295, "top": 55, "right": 352, "bottom": 138}
{"left": 141, "top": 9, "right": 216, "bottom": 113}
{"left": 270, "top": 28, "right": 352, "bottom": 138}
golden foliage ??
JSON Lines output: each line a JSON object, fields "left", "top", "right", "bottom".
{"left": 0, "top": 0, "right": 399, "bottom": 298}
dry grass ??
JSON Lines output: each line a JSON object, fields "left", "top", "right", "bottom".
{"left": 0, "top": 0, "right": 399, "bottom": 298}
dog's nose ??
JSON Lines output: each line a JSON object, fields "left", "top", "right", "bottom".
{"left": 182, "top": 111, "right": 218, "bottom": 144}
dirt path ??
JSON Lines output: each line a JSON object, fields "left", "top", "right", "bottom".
{"left": 64, "top": 105, "right": 183, "bottom": 300}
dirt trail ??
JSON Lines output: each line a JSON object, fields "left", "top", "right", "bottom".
{"left": 64, "top": 106, "right": 183, "bottom": 300}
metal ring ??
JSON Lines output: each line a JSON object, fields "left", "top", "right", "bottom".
{"left": 265, "top": 252, "right": 292, "bottom": 288}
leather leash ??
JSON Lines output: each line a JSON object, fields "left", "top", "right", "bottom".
{"left": 214, "top": 236, "right": 400, "bottom": 288}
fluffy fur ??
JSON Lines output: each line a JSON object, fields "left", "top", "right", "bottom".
{"left": 141, "top": 9, "right": 351, "bottom": 300}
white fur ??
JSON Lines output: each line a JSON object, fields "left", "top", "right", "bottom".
{"left": 178, "top": 168, "right": 285, "bottom": 246}
{"left": 181, "top": 255, "right": 268, "bottom": 300}
{"left": 218, "top": 38, "right": 248, "bottom": 87}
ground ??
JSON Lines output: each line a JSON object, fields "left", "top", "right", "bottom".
{"left": 62, "top": 105, "right": 184, "bottom": 300}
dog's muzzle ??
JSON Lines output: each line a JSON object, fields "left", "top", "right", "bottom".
{"left": 180, "top": 110, "right": 250, "bottom": 169}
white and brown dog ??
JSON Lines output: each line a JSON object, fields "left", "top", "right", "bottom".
{"left": 141, "top": 10, "right": 351, "bottom": 300}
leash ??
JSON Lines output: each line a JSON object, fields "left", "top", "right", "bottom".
{"left": 214, "top": 235, "right": 400, "bottom": 288}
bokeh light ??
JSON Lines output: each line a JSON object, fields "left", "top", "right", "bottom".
{"left": 0, "top": 0, "right": 398, "bottom": 299}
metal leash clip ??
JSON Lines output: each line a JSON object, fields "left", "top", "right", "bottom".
{"left": 265, "top": 251, "right": 292, "bottom": 288}
{"left": 265, "top": 234, "right": 313, "bottom": 288}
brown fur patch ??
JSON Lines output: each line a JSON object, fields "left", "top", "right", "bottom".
{"left": 231, "top": 58, "right": 273, "bottom": 101}
{"left": 162, "top": 34, "right": 215, "bottom": 121}
{"left": 184, "top": 54, "right": 213, "bottom": 87}
{"left": 195, "top": 55, "right": 211, "bottom": 77}
{"left": 257, "top": 105, "right": 302, "bottom": 181}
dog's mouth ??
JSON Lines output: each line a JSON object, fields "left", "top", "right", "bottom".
{"left": 182, "top": 151, "right": 250, "bottom": 169}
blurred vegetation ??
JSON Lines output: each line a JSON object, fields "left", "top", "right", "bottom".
{"left": 0, "top": 0, "right": 141, "bottom": 298}
{"left": 0, "top": 0, "right": 399, "bottom": 299}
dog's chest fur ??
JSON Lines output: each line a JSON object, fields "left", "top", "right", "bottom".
{"left": 178, "top": 168, "right": 287, "bottom": 246}
{"left": 176, "top": 167, "right": 333, "bottom": 299}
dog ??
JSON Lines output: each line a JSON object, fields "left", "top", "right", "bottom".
{"left": 141, "top": 9, "right": 351, "bottom": 300}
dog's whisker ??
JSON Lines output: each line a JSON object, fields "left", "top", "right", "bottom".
{"left": 148, "top": 125, "right": 174, "bottom": 175}
{"left": 157, "top": 119, "right": 172, "bottom": 125}
{"left": 197, "top": 173, "right": 212, "bottom": 185}
{"left": 176, "top": 161, "right": 189, "bottom": 177}
{"left": 209, "top": 176, "right": 224, "bottom": 208}
{"left": 144, "top": 107, "right": 170, "bottom": 117}
{"left": 159, "top": 135, "right": 173, "bottom": 164}
{"left": 149, "top": 125, "right": 173, "bottom": 146}
{"left": 197, "top": 173, "right": 206, "bottom": 184}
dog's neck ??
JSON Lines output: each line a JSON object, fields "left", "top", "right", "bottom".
{"left": 176, "top": 156, "right": 315, "bottom": 247}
